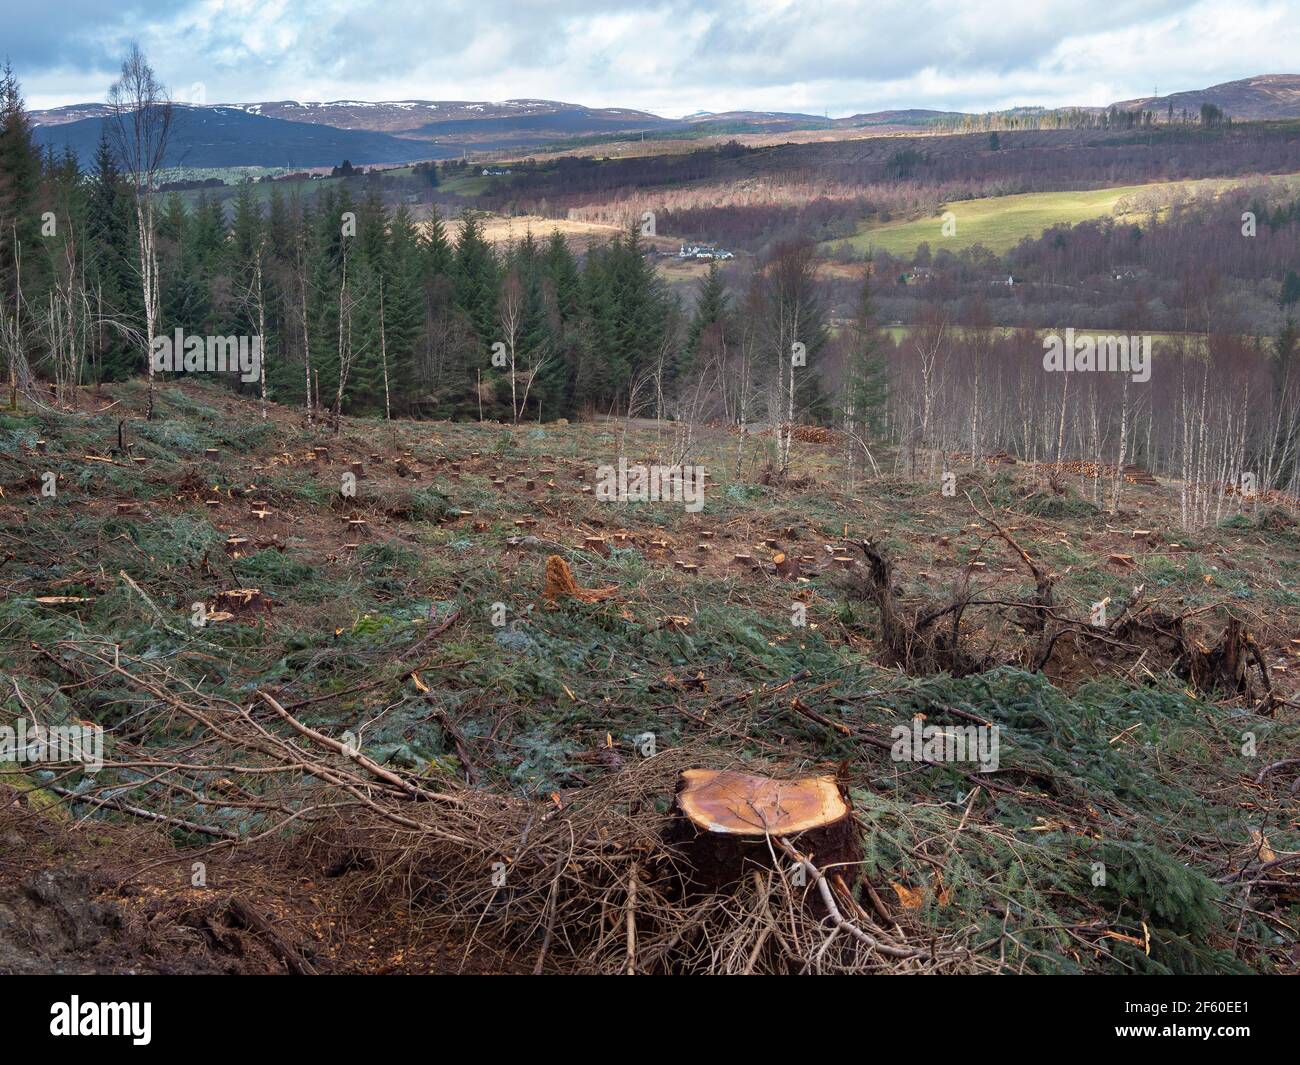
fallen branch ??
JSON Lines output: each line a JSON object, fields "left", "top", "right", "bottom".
{"left": 773, "top": 836, "right": 928, "bottom": 961}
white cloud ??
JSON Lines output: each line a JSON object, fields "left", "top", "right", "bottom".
{"left": 14, "top": 0, "right": 1300, "bottom": 116}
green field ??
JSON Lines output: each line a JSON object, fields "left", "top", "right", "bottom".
{"left": 834, "top": 173, "right": 1300, "bottom": 257}
{"left": 878, "top": 325, "right": 1189, "bottom": 345}
{"left": 174, "top": 174, "right": 344, "bottom": 209}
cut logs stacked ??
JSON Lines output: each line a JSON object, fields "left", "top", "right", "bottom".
{"left": 1122, "top": 464, "right": 1158, "bottom": 487}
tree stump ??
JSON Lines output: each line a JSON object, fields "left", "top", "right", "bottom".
{"left": 213, "top": 588, "right": 271, "bottom": 616}
{"left": 773, "top": 551, "right": 801, "bottom": 578}
{"left": 671, "top": 769, "right": 860, "bottom": 894}
{"left": 1181, "top": 616, "right": 1255, "bottom": 696}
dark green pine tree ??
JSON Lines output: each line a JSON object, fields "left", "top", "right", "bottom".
{"left": 418, "top": 204, "right": 466, "bottom": 414}
{"left": 542, "top": 229, "right": 582, "bottom": 326}
{"left": 575, "top": 224, "right": 668, "bottom": 412}
{"left": 682, "top": 260, "right": 730, "bottom": 390}
{"left": 541, "top": 230, "right": 583, "bottom": 414}
{"left": 422, "top": 204, "right": 455, "bottom": 281}
{"left": 380, "top": 203, "right": 425, "bottom": 414}
{"left": 46, "top": 147, "right": 85, "bottom": 225}
{"left": 161, "top": 258, "right": 213, "bottom": 352}
{"left": 578, "top": 240, "right": 624, "bottom": 410}
{"left": 307, "top": 233, "right": 344, "bottom": 407}
{"left": 265, "top": 194, "right": 309, "bottom": 405}
{"left": 229, "top": 181, "right": 263, "bottom": 264}
{"left": 347, "top": 203, "right": 422, "bottom": 416}
{"left": 159, "top": 191, "right": 185, "bottom": 243}
{"left": 0, "top": 62, "right": 43, "bottom": 308}
{"left": 315, "top": 185, "right": 355, "bottom": 270}
{"left": 160, "top": 201, "right": 213, "bottom": 350}
{"left": 84, "top": 129, "right": 138, "bottom": 381}
{"left": 454, "top": 210, "right": 499, "bottom": 348}
{"left": 267, "top": 183, "right": 292, "bottom": 261}
{"left": 226, "top": 181, "right": 282, "bottom": 402}
{"left": 304, "top": 187, "right": 359, "bottom": 407}
{"left": 188, "top": 191, "right": 229, "bottom": 276}
{"left": 357, "top": 187, "right": 387, "bottom": 267}
{"left": 523, "top": 266, "right": 565, "bottom": 420}
{"left": 613, "top": 222, "right": 666, "bottom": 390}
{"left": 843, "top": 274, "right": 889, "bottom": 439}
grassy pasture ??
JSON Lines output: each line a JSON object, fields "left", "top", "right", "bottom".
{"left": 834, "top": 173, "right": 1300, "bottom": 257}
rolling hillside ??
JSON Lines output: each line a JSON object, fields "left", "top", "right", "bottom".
{"left": 1111, "top": 74, "right": 1300, "bottom": 120}
{"left": 32, "top": 105, "right": 451, "bottom": 168}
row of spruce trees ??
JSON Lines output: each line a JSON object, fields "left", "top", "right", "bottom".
{"left": 1, "top": 64, "right": 765, "bottom": 423}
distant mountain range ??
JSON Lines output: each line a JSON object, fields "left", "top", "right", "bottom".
{"left": 31, "top": 104, "right": 453, "bottom": 168}
{"left": 235, "top": 99, "right": 672, "bottom": 139}
{"left": 29, "top": 75, "right": 1300, "bottom": 170}
{"left": 30, "top": 99, "right": 680, "bottom": 166}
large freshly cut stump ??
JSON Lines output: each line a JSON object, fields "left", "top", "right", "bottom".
{"left": 672, "top": 769, "right": 860, "bottom": 894}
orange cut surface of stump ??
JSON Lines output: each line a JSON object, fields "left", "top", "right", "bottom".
{"left": 677, "top": 770, "right": 847, "bottom": 836}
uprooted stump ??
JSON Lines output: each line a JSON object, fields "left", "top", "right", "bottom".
{"left": 848, "top": 539, "right": 995, "bottom": 676}
{"left": 1118, "top": 610, "right": 1271, "bottom": 706}
{"left": 1182, "top": 616, "right": 1255, "bottom": 696}
{"left": 670, "top": 769, "right": 860, "bottom": 898}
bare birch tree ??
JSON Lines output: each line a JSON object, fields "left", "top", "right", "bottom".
{"left": 106, "top": 45, "right": 172, "bottom": 421}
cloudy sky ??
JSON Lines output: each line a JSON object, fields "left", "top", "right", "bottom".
{"left": 8, "top": 0, "right": 1298, "bottom": 117}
